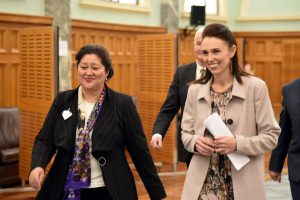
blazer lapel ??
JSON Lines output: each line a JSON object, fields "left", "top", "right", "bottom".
{"left": 92, "top": 87, "right": 118, "bottom": 152}
{"left": 186, "top": 62, "right": 197, "bottom": 82}
{"left": 58, "top": 89, "right": 78, "bottom": 153}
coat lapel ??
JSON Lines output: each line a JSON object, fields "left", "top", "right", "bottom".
{"left": 57, "top": 89, "right": 78, "bottom": 153}
{"left": 57, "top": 86, "right": 119, "bottom": 153}
{"left": 186, "top": 62, "right": 197, "bottom": 82}
{"left": 92, "top": 87, "right": 118, "bottom": 152}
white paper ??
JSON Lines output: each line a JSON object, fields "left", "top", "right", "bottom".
{"left": 203, "top": 112, "right": 250, "bottom": 171}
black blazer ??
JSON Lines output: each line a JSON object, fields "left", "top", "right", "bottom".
{"left": 31, "top": 86, "right": 166, "bottom": 200}
{"left": 269, "top": 78, "right": 300, "bottom": 181}
{"left": 152, "top": 62, "right": 196, "bottom": 162}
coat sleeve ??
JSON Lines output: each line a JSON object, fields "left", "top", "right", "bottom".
{"left": 152, "top": 68, "right": 181, "bottom": 138}
{"left": 122, "top": 96, "right": 166, "bottom": 200}
{"left": 236, "top": 81, "right": 281, "bottom": 156}
{"left": 269, "top": 86, "right": 291, "bottom": 172}
{"left": 181, "top": 84, "right": 200, "bottom": 153}
{"left": 30, "top": 94, "right": 62, "bottom": 171}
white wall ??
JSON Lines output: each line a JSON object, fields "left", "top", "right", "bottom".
{"left": 0, "top": 0, "right": 44, "bottom": 16}
{"left": 71, "top": 0, "right": 161, "bottom": 27}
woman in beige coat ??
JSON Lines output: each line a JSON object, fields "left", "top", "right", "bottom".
{"left": 181, "top": 23, "right": 280, "bottom": 200}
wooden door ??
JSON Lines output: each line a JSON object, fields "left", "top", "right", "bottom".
{"left": 0, "top": 26, "right": 21, "bottom": 106}
{"left": 245, "top": 38, "right": 283, "bottom": 118}
{"left": 136, "top": 34, "right": 177, "bottom": 164}
{"left": 18, "top": 27, "right": 58, "bottom": 180}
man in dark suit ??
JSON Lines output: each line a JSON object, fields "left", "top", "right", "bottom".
{"left": 269, "top": 78, "right": 300, "bottom": 200}
{"left": 150, "top": 29, "right": 206, "bottom": 166}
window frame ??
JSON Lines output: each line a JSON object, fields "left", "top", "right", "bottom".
{"left": 79, "top": 0, "right": 150, "bottom": 13}
{"left": 181, "top": 0, "right": 228, "bottom": 23}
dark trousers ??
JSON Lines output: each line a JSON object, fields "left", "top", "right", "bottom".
{"left": 81, "top": 187, "right": 112, "bottom": 200}
{"left": 290, "top": 180, "right": 300, "bottom": 200}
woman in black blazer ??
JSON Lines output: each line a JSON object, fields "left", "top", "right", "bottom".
{"left": 29, "top": 44, "right": 166, "bottom": 200}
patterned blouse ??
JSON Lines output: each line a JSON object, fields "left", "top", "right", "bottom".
{"left": 198, "top": 85, "right": 234, "bottom": 200}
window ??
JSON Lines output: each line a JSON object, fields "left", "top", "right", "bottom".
{"left": 184, "top": 0, "right": 218, "bottom": 15}
{"left": 80, "top": 0, "right": 149, "bottom": 13}
{"left": 101, "top": 0, "right": 138, "bottom": 5}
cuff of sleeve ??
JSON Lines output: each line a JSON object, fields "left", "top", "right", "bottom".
{"left": 152, "top": 133, "right": 162, "bottom": 139}
{"left": 190, "top": 135, "right": 200, "bottom": 154}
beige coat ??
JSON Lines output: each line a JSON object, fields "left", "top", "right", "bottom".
{"left": 181, "top": 76, "right": 280, "bottom": 200}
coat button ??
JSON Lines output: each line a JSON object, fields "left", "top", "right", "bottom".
{"left": 227, "top": 119, "right": 233, "bottom": 125}
{"left": 97, "top": 157, "right": 106, "bottom": 166}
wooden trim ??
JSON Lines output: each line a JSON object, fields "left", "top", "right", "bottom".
{"left": 0, "top": 13, "right": 52, "bottom": 25}
{"left": 234, "top": 31, "right": 300, "bottom": 38}
{"left": 72, "top": 19, "right": 166, "bottom": 33}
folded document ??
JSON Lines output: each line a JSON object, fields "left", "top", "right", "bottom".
{"left": 203, "top": 112, "right": 250, "bottom": 171}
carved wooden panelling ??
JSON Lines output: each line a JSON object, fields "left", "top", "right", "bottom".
{"left": 137, "top": 34, "right": 176, "bottom": 164}
{"left": 0, "top": 27, "right": 8, "bottom": 53}
{"left": 0, "top": 13, "right": 52, "bottom": 107}
{"left": 0, "top": 63, "right": 6, "bottom": 106}
{"left": 235, "top": 37, "right": 245, "bottom": 68}
{"left": 18, "top": 27, "right": 56, "bottom": 181}
{"left": 246, "top": 39, "right": 284, "bottom": 118}
{"left": 0, "top": 27, "right": 9, "bottom": 106}
{"left": 283, "top": 39, "right": 300, "bottom": 84}
{"left": 71, "top": 20, "right": 165, "bottom": 98}
{"left": 178, "top": 30, "right": 196, "bottom": 66}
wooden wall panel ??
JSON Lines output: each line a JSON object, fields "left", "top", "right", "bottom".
{"left": 0, "top": 26, "right": 10, "bottom": 106}
{"left": 246, "top": 39, "right": 284, "bottom": 118}
{"left": 283, "top": 39, "right": 300, "bottom": 84}
{"left": 178, "top": 30, "right": 196, "bottom": 66}
{"left": 71, "top": 20, "right": 165, "bottom": 98}
{"left": 235, "top": 37, "right": 245, "bottom": 68}
{"left": 137, "top": 34, "right": 177, "bottom": 164}
{"left": 18, "top": 27, "right": 56, "bottom": 181}
{"left": 0, "top": 63, "right": 7, "bottom": 105}
{"left": 0, "top": 13, "right": 52, "bottom": 107}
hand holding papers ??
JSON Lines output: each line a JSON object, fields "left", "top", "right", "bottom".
{"left": 203, "top": 112, "right": 250, "bottom": 171}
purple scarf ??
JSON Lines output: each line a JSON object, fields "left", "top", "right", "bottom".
{"left": 64, "top": 87, "right": 106, "bottom": 200}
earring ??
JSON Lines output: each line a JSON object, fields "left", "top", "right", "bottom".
{"left": 230, "top": 61, "right": 233, "bottom": 73}
{"left": 105, "top": 77, "right": 108, "bottom": 81}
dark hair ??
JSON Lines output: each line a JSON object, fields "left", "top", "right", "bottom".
{"left": 196, "top": 23, "right": 249, "bottom": 84}
{"left": 75, "top": 44, "right": 114, "bottom": 79}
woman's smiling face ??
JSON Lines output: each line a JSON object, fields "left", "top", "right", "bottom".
{"left": 201, "top": 36, "right": 236, "bottom": 76}
{"left": 77, "top": 53, "right": 108, "bottom": 91}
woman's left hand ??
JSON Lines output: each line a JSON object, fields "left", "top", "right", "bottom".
{"left": 214, "top": 136, "right": 237, "bottom": 154}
